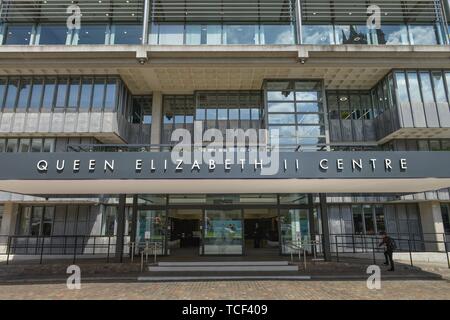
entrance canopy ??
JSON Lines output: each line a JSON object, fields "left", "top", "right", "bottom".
{"left": 0, "top": 151, "right": 449, "bottom": 195}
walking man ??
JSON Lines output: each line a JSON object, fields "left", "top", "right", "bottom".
{"left": 378, "top": 232, "right": 396, "bottom": 271}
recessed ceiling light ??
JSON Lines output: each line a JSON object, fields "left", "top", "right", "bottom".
{"left": 339, "top": 97, "right": 348, "bottom": 102}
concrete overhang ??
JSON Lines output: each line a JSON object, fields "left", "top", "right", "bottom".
{"left": 0, "top": 44, "right": 449, "bottom": 93}
{"left": 1, "top": 178, "right": 450, "bottom": 195}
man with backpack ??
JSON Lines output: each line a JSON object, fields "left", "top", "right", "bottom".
{"left": 378, "top": 232, "right": 396, "bottom": 271}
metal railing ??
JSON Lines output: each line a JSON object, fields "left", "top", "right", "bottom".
{"left": 66, "top": 142, "right": 380, "bottom": 153}
{"left": 0, "top": 235, "right": 132, "bottom": 265}
{"left": 330, "top": 233, "right": 450, "bottom": 269}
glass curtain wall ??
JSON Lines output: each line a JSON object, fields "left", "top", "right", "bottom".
{"left": 265, "top": 80, "right": 326, "bottom": 151}
{"left": 279, "top": 209, "right": 309, "bottom": 254}
{"left": 300, "top": 0, "right": 445, "bottom": 45}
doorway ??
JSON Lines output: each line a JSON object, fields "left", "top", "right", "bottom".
{"left": 168, "top": 209, "right": 202, "bottom": 256}
{"left": 244, "top": 208, "right": 279, "bottom": 257}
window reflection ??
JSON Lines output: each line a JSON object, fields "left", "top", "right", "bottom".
{"left": 262, "top": 24, "right": 294, "bottom": 44}
{"left": 409, "top": 25, "right": 438, "bottom": 45}
{"left": 74, "top": 24, "right": 108, "bottom": 45}
{"left": 159, "top": 24, "right": 184, "bottom": 45}
{"left": 302, "top": 25, "right": 334, "bottom": 44}
{"left": 112, "top": 24, "right": 142, "bottom": 44}
{"left": 3, "top": 25, "right": 32, "bottom": 45}
{"left": 38, "top": 24, "right": 69, "bottom": 45}
{"left": 225, "top": 25, "right": 257, "bottom": 44}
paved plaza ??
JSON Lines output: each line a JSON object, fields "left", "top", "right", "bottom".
{"left": 0, "top": 279, "right": 449, "bottom": 300}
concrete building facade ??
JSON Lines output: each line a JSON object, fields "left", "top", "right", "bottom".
{"left": 0, "top": 0, "right": 449, "bottom": 262}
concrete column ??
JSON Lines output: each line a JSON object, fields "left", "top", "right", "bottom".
{"left": 319, "top": 194, "right": 331, "bottom": 261}
{"left": 150, "top": 91, "right": 163, "bottom": 149}
{"left": 419, "top": 201, "right": 446, "bottom": 251}
{"left": 0, "top": 203, "right": 19, "bottom": 236}
{"left": 115, "top": 195, "right": 127, "bottom": 262}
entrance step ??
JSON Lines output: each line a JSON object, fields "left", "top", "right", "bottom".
{"left": 148, "top": 261, "right": 297, "bottom": 272}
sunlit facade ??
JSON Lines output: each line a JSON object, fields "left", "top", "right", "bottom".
{"left": 0, "top": 0, "right": 449, "bottom": 262}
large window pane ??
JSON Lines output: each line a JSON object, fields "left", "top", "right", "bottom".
{"left": 225, "top": 25, "right": 257, "bottom": 44}
{"left": 74, "top": 24, "right": 108, "bottom": 45}
{"left": 335, "top": 25, "right": 369, "bottom": 44}
{"left": 55, "top": 78, "right": 68, "bottom": 109}
{"left": 79, "top": 78, "right": 93, "bottom": 110}
{"left": 302, "top": 25, "right": 334, "bottom": 44}
{"left": 3, "top": 25, "right": 32, "bottom": 45}
{"left": 104, "top": 79, "right": 117, "bottom": 110}
{"left": 42, "top": 78, "right": 56, "bottom": 110}
{"left": 29, "top": 78, "right": 44, "bottom": 111}
{"left": 204, "top": 209, "right": 243, "bottom": 255}
{"left": 6, "top": 138, "right": 18, "bottom": 152}
{"left": 262, "top": 24, "right": 294, "bottom": 44}
{"left": 409, "top": 25, "right": 438, "bottom": 45}
{"left": 0, "top": 79, "right": 6, "bottom": 110}
{"left": 92, "top": 78, "right": 105, "bottom": 110}
{"left": 377, "top": 25, "right": 409, "bottom": 45}
{"left": 280, "top": 209, "right": 309, "bottom": 254}
{"left": 31, "top": 207, "right": 44, "bottom": 236}
{"left": 4, "top": 78, "right": 19, "bottom": 110}
{"left": 267, "top": 102, "right": 295, "bottom": 112}
{"left": 38, "top": 24, "right": 69, "bottom": 45}
{"left": 158, "top": 24, "right": 184, "bottom": 45}
{"left": 68, "top": 78, "right": 80, "bottom": 110}
{"left": 112, "top": 24, "right": 142, "bottom": 44}
{"left": 17, "top": 78, "right": 31, "bottom": 110}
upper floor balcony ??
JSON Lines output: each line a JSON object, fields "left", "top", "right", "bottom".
{"left": 0, "top": 0, "right": 448, "bottom": 47}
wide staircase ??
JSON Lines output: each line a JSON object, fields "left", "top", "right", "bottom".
{"left": 138, "top": 261, "right": 306, "bottom": 281}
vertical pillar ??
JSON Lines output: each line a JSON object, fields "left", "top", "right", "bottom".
{"left": 150, "top": 92, "right": 163, "bottom": 149}
{"left": 115, "top": 195, "right": 127, "bottom": 262}
{"left": 141, "top": 0, "right": 150, "bottom": 45}
{"left": 295, "top": 0, "right": 303, "bottom": 45}
{"left": 419, "top": 201, "right": 445, "bottom": 251}
{"left": 307, "top": 194, "right": 316, "bottom": 238}
{"left": 129, "top": 195, "right": 138, "bottom": 257}
{"left": 319, "top": 194, "right": 331, "bottom": 261}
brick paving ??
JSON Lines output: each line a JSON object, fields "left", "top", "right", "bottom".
{"left": 0, "top": 279, "right": 449, "bottom": 300}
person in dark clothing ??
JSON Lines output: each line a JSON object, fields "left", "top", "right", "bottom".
{"left": 378, "top": 232, "right": 396, "bottom": 271}
{"left": 254, "top": 223, "right": 263, "bottom": 248}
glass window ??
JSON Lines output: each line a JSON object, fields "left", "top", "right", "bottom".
{"left": 104, "top": 79, "right": 117, "bottom": 110}
{"left": 4, "top": 78, "right": 19, "bottom": 110}
{"left": 363, "top": 206, "right": 375, "bottom": 235}
{"left": 377, "top": 25, "right": 409, "bottom": 45}
{"left": 43, "top": 139, "right": 55, "bottom": 152}
{"left": 3, "top": 25, "right": 32, "bottom": 45}
{"left": 55, "top": 78, "right": 68, "bottom": 109}
{"left": 375, "top": 206, "right": 385, "bottom": 233}
{"left": 296, "top": 92, "right": 319, "bottom": 101}
{"left": 158, "top": 24, "right": 184, "bottom": 45}
{"left": 29, "top": 78, "right": 44, "bottom": 111}
{"left": 74, "top": 24, "right": 108, "bottom": 45}
{"left": 262, "top": 24, "right": 294, "bottom": 44}
{"left": 38, "top": 24, "right": 69, "bottom": 45}
{"left": 31, "top": 139, "right": 43, "bottom": 152}
{"left": 18, "top": 138, "right": 30, "bottom": 152}
{"left": 0, "top": 79, "right": 6, "bottom": 109}
{"left": 280, "top": 209, "right": 309, "bottom": 254}
{"left": 112, "top": 24, "right": 142, "bottom": 44}
{"left": 432, "top": 72, "right": 448, "bottom": 103}
{"left": 19, "top": 207, "right": 32, "bottom": 235}
{"left": 30, "top": 207, "right": 44, "bottom": 236}
{"left": 92, "top": 78, "right": 105, "bottom": 110}
{"left": 267, "top": 91, "right": 294, "bottom": 101}
{"left": 297, "top": 102, "right": 320, "bottom": 113}
{"left": 335, "top": 25, "right": 369, "bottom": 44}
{"left": 297, "top": 114, "right": 322, "bottom": 124}
{"left": 42, "top": 78, "right": 56, "bottom": 110}
{"left": 395, "top": 72, "right": 410, "bottom": 104}
{"left": 79, "top": 78, "right": 93, "bottom": 110}
{"left": 42, "top": 207, "right": 54, "bottom": 236}
{"left": 204, "top": 209, "right": 243, "bottom": 255}
{"left": 419, "top": 72, "right": 435, "bottom": 103}
{"left": 68, "top": 78, "right": 80, "bottom": 109}
{"left": 0, "top": 139, "right": 5, "bottom": 152}
{"left": 103, "top": 206, "right": 117, "bottom": 236}
{"left": 185, "top": 25, "right": 202, "bottom": 45}
{"left": 352, "top": 205, "right": 363, "bottom": 234}
{"left": 441, "top": 204, "right": 450, "bottom": 234}
{"left": 267, "top": 102, "right": 295, "bottom": 112}
{"left": 6, "top": 138, "right": 18, "bottom": 152}
{"left": 17, "top": 78, "right": 31, "bottom": 110}
{"left": 225, "top": 25, "right": 257, "bottom": 44}
{"left": 409, "top": 25, "right": 438, "bottom": 45}
{"left": 302, "top": 25, "right": 334, "bottom": 44}
{"left": 268, "top": 114, "right": 295, "bottom": 124}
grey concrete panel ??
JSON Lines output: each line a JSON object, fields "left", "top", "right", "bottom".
{"left": 0, "top": 113, "right": 13, "bottom": 133}
{"left": 64, "top": 113, "right": 78, "bottom": 133}
{"left": 24, "top": 113, "right": 40, "bottom": 133}
{"left": 76, "top": 113, "right": 90, "bottom": 133}
{"left": 12, "top": 113, "right": 26, "bottom": 133}
{"left": 38, "top": 113, "right": 51, "bottom": 132}
{"left": 50, "top": 113, "right": 65, "bottom": 133}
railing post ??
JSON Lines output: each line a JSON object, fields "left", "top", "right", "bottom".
{"left": 408, "top": 239, "right": 413, "bottom": 267}
{"left": 73, "top": 236, "right": 77, "bottom": 264}
{"left": 371, "top": 237, "right": 376, "bottom": 265}
{"left": 107, "top": 236, "right": 111, "bottom": 263}
{"left": 93, "top": 237, "right": 96, "bottom": 255}
{"left": 444, "top": 240, "right": 450, "bottom": 269}
{"left": 335, "top": 235, "right": 339, "bottom": 262}
{"left": 6, "top": 236, "right": 11, "bottom": 265}
{"left": 352, "top": 234, "right": 355, "bottom": 253}
{"left": 39, "top": 236, "right": 45, "bottom": 264}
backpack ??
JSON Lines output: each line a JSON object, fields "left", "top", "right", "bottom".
{"left": 387, "top": 237, "right": 397, "bottom": 251}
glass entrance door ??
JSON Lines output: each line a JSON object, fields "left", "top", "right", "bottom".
{"left": 279, "top": 209, "right": 310, "bottom": 254}
{"left": 136, "top": 209, "right": 167, "bottom": 255}
{"left": 203, "top": 209, "right": 243, "bottom": 255}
